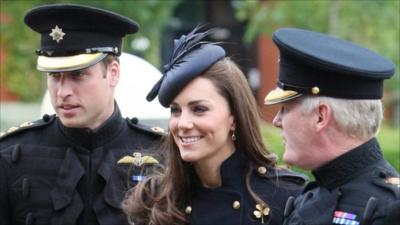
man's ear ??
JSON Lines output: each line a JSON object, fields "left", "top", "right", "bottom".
{"left": 315, "top": 102, "right": 332, "bottom": 132}
{"left": 108, "top": 61, "right": 120, "bottom": 87}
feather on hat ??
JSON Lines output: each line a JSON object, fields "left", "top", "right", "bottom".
{"left": 146, "top": 26, "right": 226, "bottom": 107}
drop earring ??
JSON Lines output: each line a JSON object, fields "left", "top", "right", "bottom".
{"left": 231, "top": 132, "right": 236, "bottom": 141}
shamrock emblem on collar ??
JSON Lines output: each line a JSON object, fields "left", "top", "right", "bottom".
{"left": 253, "top": 203, "right": 270, "bottom": 224}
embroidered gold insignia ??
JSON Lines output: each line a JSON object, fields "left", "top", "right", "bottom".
{"left": 49, "top": 25, "right": 66, "bottom": 43}
{"left": 253, "top": 204, "right": 270, "bottom": 224}
{"left": 117, "top": 152, "right": 159, "bottom": 166}
{"left": 132, "top": 152, "right": 143, "bottom": 166}
{"left": 386, "top": 177, "right": 400, "bottom": 188}
{"left": 117, "top": 156, "right": 135, "bottom": 164}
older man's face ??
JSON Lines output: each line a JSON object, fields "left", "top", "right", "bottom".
{"left": 272, "top": 99, "right": 320, "bottom": 170}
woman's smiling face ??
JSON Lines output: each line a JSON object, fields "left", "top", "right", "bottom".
{"left": 169, "top": 77, "right": 235, "bottom": 164}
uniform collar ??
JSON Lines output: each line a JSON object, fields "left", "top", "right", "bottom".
{"left": 58, "top": 102, "right": 124, "bottom": 149}
{"left": 192, "top": 150, "right": 249, "bottom": 189}
{"left": 312, "top": 138, "right": 383, "bottom": 190}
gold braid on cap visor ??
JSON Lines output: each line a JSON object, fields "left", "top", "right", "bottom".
{"left": 264, "top": 87, "right": 302, "bottom": 105}
{"left": 37, "top": 52, "right": 107, "bottom": 72}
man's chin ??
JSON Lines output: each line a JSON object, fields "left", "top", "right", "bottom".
{"left": 59, "top": 117, "right": 84, "bottom": 128}
{"left": 282, "top": 152, "right": 296, "bottom": 167}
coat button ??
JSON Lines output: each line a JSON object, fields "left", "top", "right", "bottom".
{"left": 185, "top": 206, "right": 192, "bottom": 214}
{"left": 233, "top": 201, "right": 240, "bottom": 209}
{"left": 11, "top": 144, "right": 21, "bottom": 163}
{"left": 25, "top": 212, "right": 34, "bottom": 225}
{"left": 22, "top": 178, "right": 30, "bottom": 199}
{"left": 257, "top": 166, "right": 267, "bottom": 175}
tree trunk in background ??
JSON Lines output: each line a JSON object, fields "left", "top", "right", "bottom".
{"left": 257, "top": 34, "right": 280, "bottom": 123}
{"left": 0, "top": 45, "right": 18, "bottom": 102}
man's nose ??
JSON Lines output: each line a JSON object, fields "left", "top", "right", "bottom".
{"left": 272, "top": 110, "right": 282, "bottom": 128}
{"left": 57, "top": 75, "right": 73, "bottom": 98}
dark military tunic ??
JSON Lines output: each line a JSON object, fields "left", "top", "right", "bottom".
{"left": 283, "top": 138, "right": 400, "bottom": 225}
{"left": 185, "top": 150, "right": 307, "bottom": 225}
{"left": 0, "top": 105, "right": 163, "bottom": 225}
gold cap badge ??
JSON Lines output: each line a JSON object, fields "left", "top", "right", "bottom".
{"left": 49, "top": 25, "right": 66, "bottom": 43}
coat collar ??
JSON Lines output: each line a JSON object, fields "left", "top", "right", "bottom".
{"left": 58, "top": 102, "right": 124, "bottom": 149}
{"left": 192, "top": 150, "right": 249, "bottom": 189}
{"left": 312, "top": 138, "right": 383, "bottom": 190}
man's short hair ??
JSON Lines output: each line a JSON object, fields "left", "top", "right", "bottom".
{"left": 300, "top": 96, "right": 383, "bottom": 140}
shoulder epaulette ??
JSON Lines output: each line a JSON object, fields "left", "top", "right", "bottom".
{"left": 126, "top": 117, "right": 167, "bottom": 137}
{"left": 256, "top": 166, "right": 308, "bottom": 185}
{"left": 373, "top": 169, "right": 400, "bottom": 197}
{"left": 0, "top": 114, "right": 56, "bottom": 141}
{"left": 385, "top": 177, "right": 400, "bottom": 188}
{"left": 275, "top": 169, "right": 309, "bottom": 184}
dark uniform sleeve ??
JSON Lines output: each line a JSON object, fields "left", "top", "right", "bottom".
{"left": 283, "top": 167, "right": 400, "bottom": 225}
{"left": 0, "top": 155, "right": 11, "bottom": 225}
{"left": 383, "top": 200, "right": 400, "bottom": 225}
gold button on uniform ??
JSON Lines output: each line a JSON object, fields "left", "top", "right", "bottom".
{"left": 233, "top": 201, "right": 240, "bottom": 209}
{"left": 185, "top": 206, "right": 192, "bottom": 214}
{"left": 311, "top": 86, "right": 320, "bottom": 95}
{"left": 258, "top": 166, "right": 267, "bottom": 175}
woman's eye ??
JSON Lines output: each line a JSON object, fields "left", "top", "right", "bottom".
{"left": 170, "top": 106, "right": 180, "bottom": 114}
{"left": 193, "top": 105, "right": 208, "bottom": 113}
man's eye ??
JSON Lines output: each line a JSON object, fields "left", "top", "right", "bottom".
{"left": 48, "top": 72, "right": 60, "bottom": 77}
{"left": 280, "top": 106, "right": 288, "bottom": 114}
{"left": 70, "top": 70, "right": 83, "bottom": 76}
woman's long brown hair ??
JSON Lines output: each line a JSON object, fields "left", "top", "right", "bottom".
{"left": 121, "top": 58, "right": 277, "bottom": 225}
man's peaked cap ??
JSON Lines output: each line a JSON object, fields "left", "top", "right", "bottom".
{"left": 24, "top": 3, "right": 139, "bottom": 72}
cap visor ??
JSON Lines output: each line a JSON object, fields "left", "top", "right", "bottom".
{"left": 264, "top": 87, "right": 302, "bottom": 105}
{"left": 37, "top": 52, "right": 107, "bottom": 72}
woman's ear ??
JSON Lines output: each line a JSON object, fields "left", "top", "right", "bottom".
{"left": 230, "top": 116, "right": 236, "bottom": 131}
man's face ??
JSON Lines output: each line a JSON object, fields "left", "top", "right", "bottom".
{"left": 272, "top": 99, "right": 318, "bottom": 169}
{"left": 47, "top": 62, "right": 118, "bottom": 129}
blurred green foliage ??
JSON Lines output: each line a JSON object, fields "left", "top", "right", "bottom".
{"left": 234, "top": 0, "right": 400, "bottom": 92}
{"left": 1, "top": 0, "right": 399, "bottom": 103}
{"left": 0, "top": 0, "right": 180, "bottom": 102}
{"left": 261, "top": 122, "right": 400, "bottom": 180}
{"left": 1, "top": 1, "right": 45, "bottom": 101}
